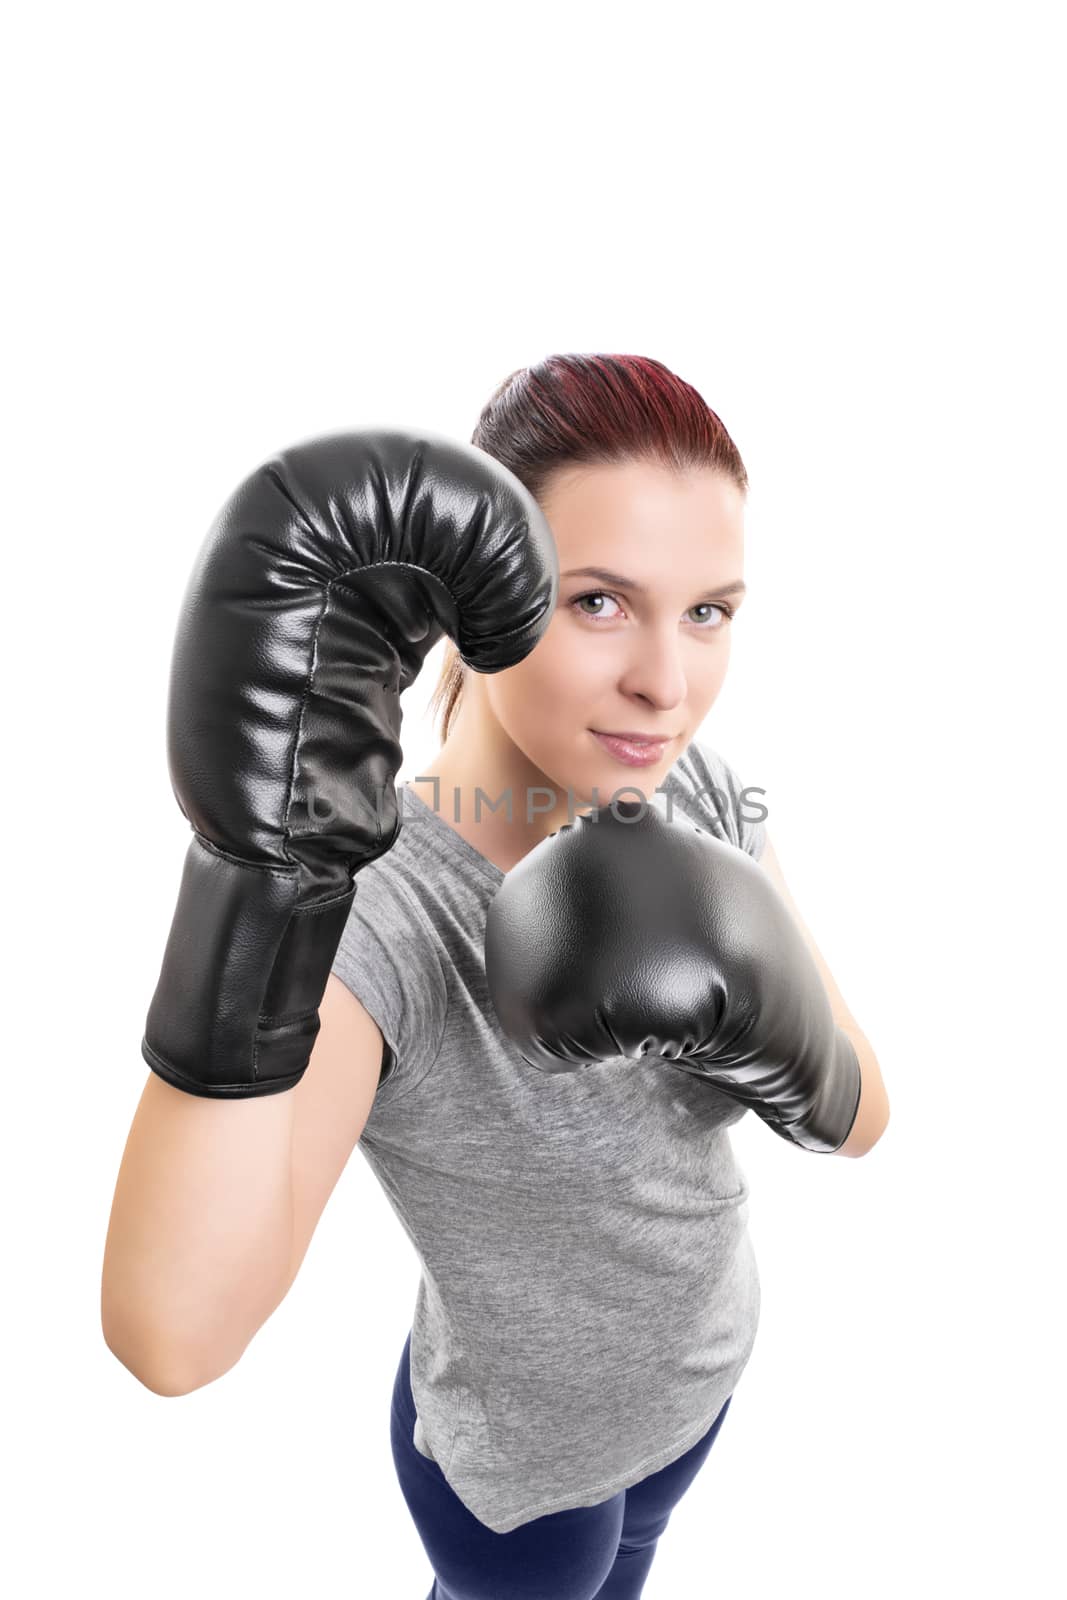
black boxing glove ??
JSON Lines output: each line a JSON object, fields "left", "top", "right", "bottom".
{"left": 143, "top": 429, "right": 557, "bottom": 1098}
{"left": 483, "top": 797, "right": 861, "bottom": 1153}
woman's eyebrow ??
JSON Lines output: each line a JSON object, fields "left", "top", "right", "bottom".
{"left": 562, "top": 566, "right": 747, "bottom": 600}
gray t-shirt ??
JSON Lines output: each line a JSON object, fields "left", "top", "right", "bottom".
{"left": 331, "top": 739, "right": 767, "bottom": 1533}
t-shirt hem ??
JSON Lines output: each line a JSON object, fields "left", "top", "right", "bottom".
{"left": 460, "top": 1394, "right": 736, "bottom": 1534}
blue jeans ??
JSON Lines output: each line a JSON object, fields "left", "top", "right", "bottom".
{"left": 390, "top": 1331, "right": 732, "bottom": 1600}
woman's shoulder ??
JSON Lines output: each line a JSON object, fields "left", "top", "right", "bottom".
{"left": 330, "top": 845, "right": 451, "bottom": 1096}
{"left": 661, "top": 737, "right": 767, "bottom": 860}
{"left": 339, "top": 846, "right": 447, "bottom": 973}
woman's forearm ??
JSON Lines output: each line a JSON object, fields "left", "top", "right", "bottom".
{"left": 835, "top": 1021, "right": 890, "bottom": 1156}
{"left": 101, "top": 1071, "right": 296, "bottom": 1393}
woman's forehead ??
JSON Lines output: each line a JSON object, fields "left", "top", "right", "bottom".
{"left": 544, "top": 458, "right": 743, "bottom": 528}
{"left": 544, "top": 466, "right": 745, "bottom": 583}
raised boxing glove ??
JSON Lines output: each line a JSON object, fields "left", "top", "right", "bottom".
{"left": 483, "top": 796, "right": 861, "bottom": 1153}
{"left": 143, "top": 429, "right": 557, "bottom": 1098}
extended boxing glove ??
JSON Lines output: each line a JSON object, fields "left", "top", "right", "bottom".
{"left": 143, "top": 429, "right": 557, "bottom": 1098}
{"left": 483, "top": 796, "right": 861, "bottom": 1153}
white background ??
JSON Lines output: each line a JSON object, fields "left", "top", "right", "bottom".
{"left": 5, "top": 2, "right": 1064, "bottom": 1595}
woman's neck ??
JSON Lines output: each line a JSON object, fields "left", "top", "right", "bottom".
{"left": 408, "top": 697, "right": 591, "bottom": 874}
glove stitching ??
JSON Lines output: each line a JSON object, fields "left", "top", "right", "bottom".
{"left": 193, "top": 832, "right": 297, "bottom": 878}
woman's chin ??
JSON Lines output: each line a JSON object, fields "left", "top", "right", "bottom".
{"left": 541, "top": 738, "right": 676, "bottom": 810}
{"left": 582, "top": 762, "right": 670, "bottom": 806}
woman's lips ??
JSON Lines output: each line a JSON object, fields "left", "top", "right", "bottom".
{"left": 590, "top": 730, "right": 672, "bottom": 767}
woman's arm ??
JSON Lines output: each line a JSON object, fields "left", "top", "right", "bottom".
{"left": 101, "top": 974, "right": 385, "bottom": 1394}
{"left": 756, "top": 832, "right": 890, "bottom": 1157}
{"left": 101, "top": 1077, "right": 297, "bottom": 1395}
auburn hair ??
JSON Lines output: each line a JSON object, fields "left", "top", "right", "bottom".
{"left": 427, "top": 353, "right": 749, "bottom": 742}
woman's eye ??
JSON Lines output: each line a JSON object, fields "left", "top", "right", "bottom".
{"left": 571, "top": 591, "right": 623, "bottom": 620}
{"left": 569, "top": 591, "right": 731, "bottom": 628}
{"left": 688, "top": 602, "right": 730, "bottom": 628}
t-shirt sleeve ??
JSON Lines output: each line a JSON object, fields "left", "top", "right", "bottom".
{"left": 670, "top": 739, "right": 768, "bottom": 861}
{"left": 330, "top": 865, "right": 448, "bottom": 1095}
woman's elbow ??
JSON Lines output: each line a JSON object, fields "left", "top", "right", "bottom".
{"left": 101, "top": 1318, "right": 235, "bottom": 1397}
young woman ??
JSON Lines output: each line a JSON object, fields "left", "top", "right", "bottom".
{"left": 103, "top": 353, "right": 889, "bottom": 1600}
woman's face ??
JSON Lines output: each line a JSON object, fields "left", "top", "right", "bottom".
{"left": 481, "top": 457, "right": 748, "bottom": 808}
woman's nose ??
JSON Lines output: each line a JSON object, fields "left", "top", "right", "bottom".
{"left": 617, "top": 630, "right": 687, "bottom": 708}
